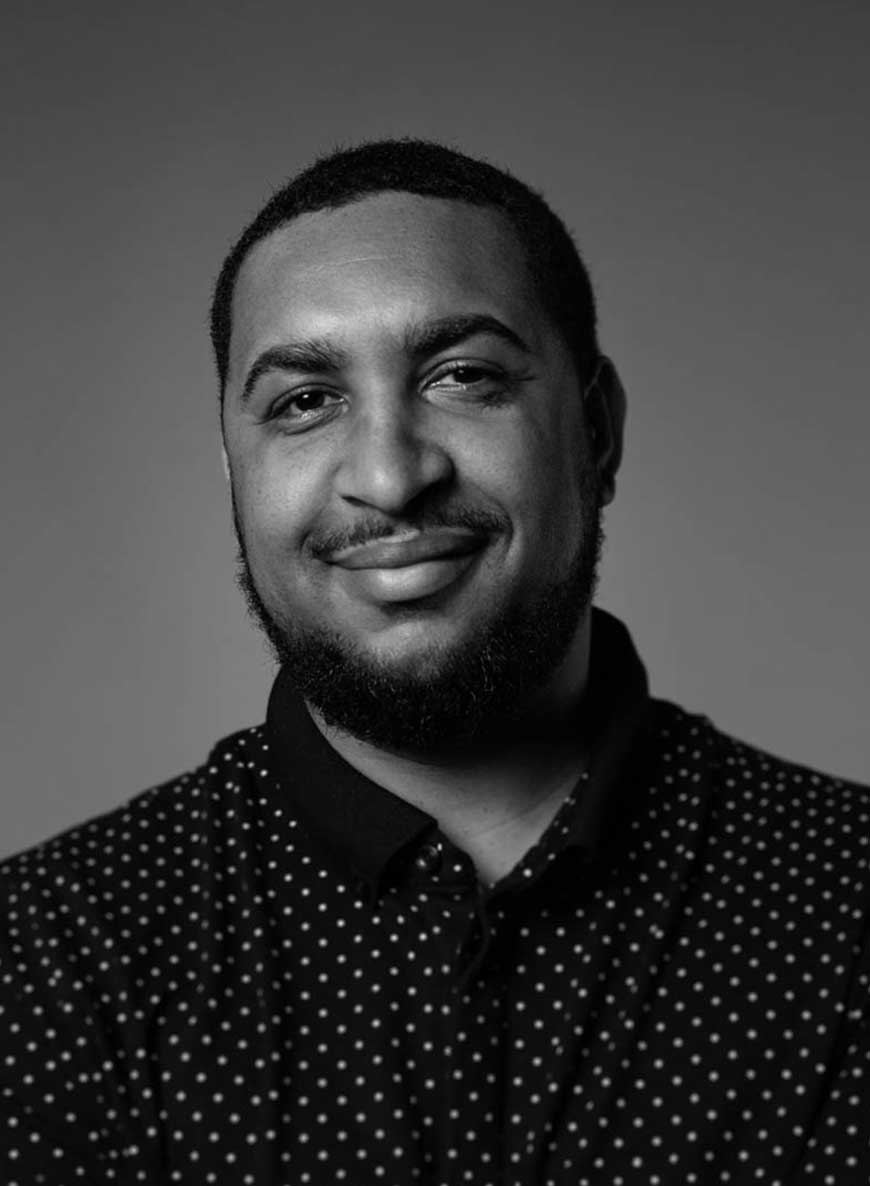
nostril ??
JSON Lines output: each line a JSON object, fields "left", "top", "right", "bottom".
{"left": 336, "top": 429, "right": 454, "bottom": 514}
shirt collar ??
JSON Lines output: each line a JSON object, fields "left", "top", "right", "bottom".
{"left": 264, "top": 607, "right": 651, "bottom": 889}
{"left": 561, "top": 608, "right": 654, "bottom": 862}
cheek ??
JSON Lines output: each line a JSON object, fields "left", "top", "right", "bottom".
{"left": 230, "top": 453, "right": 318, "bottom": 565}
{"left": 480, "top": 419, "right": 583, "bottom": 532}
{"left": 234, "top": 489, "right": 317, "bottom": 612}
{"left": 520, "top": 454, "right": 594, "bottom": 576}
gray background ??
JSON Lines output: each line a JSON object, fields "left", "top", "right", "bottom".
{"left": 2, "top": 0, "right": 867, "bottom": 859}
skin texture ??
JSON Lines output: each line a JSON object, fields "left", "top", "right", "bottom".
{"left": 221, "top": 192, "right": 625, "bottom": 881}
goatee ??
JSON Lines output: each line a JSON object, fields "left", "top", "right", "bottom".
{"left": 234, "top": 495, "right": 604, "bottom": 754}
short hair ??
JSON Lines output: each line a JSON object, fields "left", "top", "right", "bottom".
{"left": 210, "top": 138, "right": 600, "bottom": 400}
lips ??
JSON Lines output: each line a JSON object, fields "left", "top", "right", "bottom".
{"left": 328, "top": 529, "right": 486, "bottom": 570}
{"left": 325, "top": 529, "right": 489, "bottom": 603}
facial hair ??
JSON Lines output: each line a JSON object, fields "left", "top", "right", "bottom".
{"left": 233, "top": 485, "right": 604, "bottom": 754}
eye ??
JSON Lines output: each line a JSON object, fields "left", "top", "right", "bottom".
{"left": 431, "top": 363, "right": 495, "bottom": 388}
{"left": 426, "top": 362, "right": 507, "bottom": 404}
{"left": 268, "top": 387, "right": 344, "bottom": 430}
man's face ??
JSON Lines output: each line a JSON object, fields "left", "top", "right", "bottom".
{"left": 222, "top": 192, "right": 613, "bottom": 750}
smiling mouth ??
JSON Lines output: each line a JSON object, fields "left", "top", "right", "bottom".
{"left": 325, "top": 529, "right": 490, "bottom": 603}
{"left": 327, "top": 528, "right": 488, "bottom": 570}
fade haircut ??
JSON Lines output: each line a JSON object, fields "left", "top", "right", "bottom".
{"left": 210, "top": 138, "right": 600, "bottom": 402}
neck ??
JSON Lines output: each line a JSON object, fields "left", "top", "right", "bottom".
{"left": 309, "top": 617, "right": 592, "bottom": 886}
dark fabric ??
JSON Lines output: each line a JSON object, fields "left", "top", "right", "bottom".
{"left": 1, "top": 610, "right": 869, "bottom": 1185}
{"left": 263, "top": 608, "right": 652, "bottom": 892}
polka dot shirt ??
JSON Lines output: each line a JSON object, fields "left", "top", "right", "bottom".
{"left": 2, "top": 611, "right": 869, "bottom": 1185}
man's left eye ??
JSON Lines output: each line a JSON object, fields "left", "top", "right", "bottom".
{"left": 430, "top": 364, "right": 498, "bottom": 389}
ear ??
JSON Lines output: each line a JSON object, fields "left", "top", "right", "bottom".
{"left": 583, "top": 356, "right": 626, "bottom": 507}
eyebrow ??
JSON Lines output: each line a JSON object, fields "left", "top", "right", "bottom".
{"left": 403, "top": 314, "right": 531, "bottom": 360}
{"left": 239, "top": 313, "right": 531, "bottom": 404}
{"left": 240, "top": 340, "right": 350, "bottom": 404}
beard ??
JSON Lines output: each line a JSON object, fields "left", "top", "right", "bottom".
{"left": 234, "top": 488, "right": 604, "bottom": 754}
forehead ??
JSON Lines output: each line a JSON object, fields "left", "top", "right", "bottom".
{"left": 228, "top": 193, "right": 544, "bottom": 380}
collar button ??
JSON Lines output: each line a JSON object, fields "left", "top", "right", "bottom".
{"left": 413, "top": 842, "right": 443, "bottom": 875}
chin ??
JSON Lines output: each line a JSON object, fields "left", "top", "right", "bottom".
{"left": 348, "top": 616, "right": 479, "bottom": 668}
{"left": 235, "top": 503, "right": 604, "bottom": 751}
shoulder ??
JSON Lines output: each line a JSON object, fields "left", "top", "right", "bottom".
{"left": 0, "top": 724, "right": 273, "bottom": 921}
{"left": 0, "top": 723, "right": 289, "bottom": 1069}
{"left": 650, "top": 695, "right": 869, "bottom": 803}
{"left": 648, "top": 697, "right": 870, "bottom": 894}
{"left": 0, "top": 725, "right": 277, "bottom": 1177}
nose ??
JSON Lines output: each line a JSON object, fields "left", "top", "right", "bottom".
{"left": 334, "top": 401, "right": 454, "bottom": 515}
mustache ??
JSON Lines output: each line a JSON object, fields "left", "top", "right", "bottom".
{"left": 308, "top": 506, "right": 508, "bottom": 559}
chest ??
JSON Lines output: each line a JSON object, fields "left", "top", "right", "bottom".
{"left": 150, "top": 863, "right": 866, "bottom": 1184}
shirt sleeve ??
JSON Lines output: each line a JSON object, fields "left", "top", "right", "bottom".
{"left": 1, "top": 851, "right": 162, "bottom": 1186}
{"left": 789, "top": 923, "right": 870, "bottom": 1179}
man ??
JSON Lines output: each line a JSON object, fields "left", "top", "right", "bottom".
{"left": 1, "top": 140, "right": 867, "bottom": 1186}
